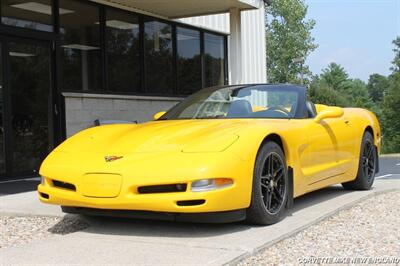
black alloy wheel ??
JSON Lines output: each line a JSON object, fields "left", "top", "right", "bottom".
{"left": 260, "top": 152, "right": 286, "bottom": 214}
{"left": 361, "top": 139, "right": 376, "bottom": 182}
{"left": 342, "top": 131, "right": 376, "bottom": 190}
{"left": 246, "top": 141, "right": 289, "bottom": 225}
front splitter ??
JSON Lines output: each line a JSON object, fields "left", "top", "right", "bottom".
{"left": 61, "top": 206, "right": 246, "bottom": 223}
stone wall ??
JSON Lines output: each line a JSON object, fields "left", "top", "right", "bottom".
{"left": 63, "top": 92, "right": 182, "bottom": 137}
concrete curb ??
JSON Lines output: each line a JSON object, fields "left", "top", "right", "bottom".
{"left": 380, "top": 153, "right": 400, "bottom": 158}
{"left": 0, "top": 211, "right": 64, "bottom": 218}
{"left": 225, "top": 188, "right": 399, "bottom": 266}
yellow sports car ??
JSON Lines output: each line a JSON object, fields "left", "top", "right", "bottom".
{"left": 38, "top": 84, "right": 381, "bottom": 225}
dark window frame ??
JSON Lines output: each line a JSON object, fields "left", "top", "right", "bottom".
{"left": 203, "top": 32, "right": 227, "bottom": 88}
{"left": 58, "top": 0, "right": 103, "bottom": 92}
{"left": 176, "top": 26, "right": 202, "bottom": 95}
{"left": 103, "top": 7, "right": 141, "bottom": 94}
{"left": 142, "top": 16, "right": 174, "bottom": 95}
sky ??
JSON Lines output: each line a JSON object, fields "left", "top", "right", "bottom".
{"left": 305, "top": 0, "right": 400, "bottom": 81}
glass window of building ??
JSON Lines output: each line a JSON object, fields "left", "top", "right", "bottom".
{"left": 106, "top": 9, "right": 140, "bottom": 93}
{"left": 144, "top": 19, "right": 173, "bottom": 94}
{"left": 59, "top": 0, "right": 102, "bottom": 92}
{"left": 204, "top": 33, "right": 226, "bottom": 87}
{"left": 176, "top": 27, "right": 201, "bottom": 95}
{"left": 8, "top": 42, "right": 51, "bottom": 173}
{"left": 1, "top": 0, "right": 54, "bottom": 32}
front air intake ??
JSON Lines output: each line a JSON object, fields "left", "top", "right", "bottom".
{"left": 39, "top": 192, "right": 49, "bottom": 199}
{"left": 52, "top": 180, "right": 76, "bottom": 191}
{"left": 138, "top": 184, "right": 187, "bottom": 194}
{"left": 176, "top": 200, "right": 206, "bottom": 206}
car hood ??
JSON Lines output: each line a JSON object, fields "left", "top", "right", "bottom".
{"left": 55, "top": 119, "right": 258, "bottom": 154}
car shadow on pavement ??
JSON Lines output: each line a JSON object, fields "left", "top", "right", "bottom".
{"left": 46, "top": 185, "right": 357, "bottom": 238}
{"left": 290, "top": 185, "right": 353, "bottom": 214}
{"left": 81, "top": 215, "right": 251, "bottom": 237}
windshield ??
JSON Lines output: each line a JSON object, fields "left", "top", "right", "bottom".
{"left": 162, "top": 85, "right": 300, "bottom": 120}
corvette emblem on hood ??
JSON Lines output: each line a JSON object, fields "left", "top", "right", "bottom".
{"left": 104, "top": 156, "right": 123, "bottom": 162}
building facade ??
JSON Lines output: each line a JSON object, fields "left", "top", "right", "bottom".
{"left": 0, "top": 0, "right": 267, "bottom": 179}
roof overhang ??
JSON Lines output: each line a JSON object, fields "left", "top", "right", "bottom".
{"left": 91, "top": 0, "right": 263, "bottom": 19}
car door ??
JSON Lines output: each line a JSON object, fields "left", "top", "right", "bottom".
{"left": 335, "top": 111, "right": 358, "bottom": 172}
{"left": 302, "top": 113, "right": 354, "bottom": 185}
{"left": 302, "top": 118, "right": 341, "bottom": 184}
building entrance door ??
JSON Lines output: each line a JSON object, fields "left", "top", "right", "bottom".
{"left": 0, "top": 38, "right": 54, "bottom": 179}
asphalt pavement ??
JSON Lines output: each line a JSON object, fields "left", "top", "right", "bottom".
{"left": 376, "top": 155, "right": 400, "bottom": 176}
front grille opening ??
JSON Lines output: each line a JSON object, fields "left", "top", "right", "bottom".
{"left": 177, "top": 200, "right": 206, "bottom": 206}
{"left": 138, "top": 184, "right": 187, "bottom": 194}
{"left": 52, "top": 180, "right": 76, "bottom": 191}
{"left": 40, "top": 192, "right": 49, "bottom": 199}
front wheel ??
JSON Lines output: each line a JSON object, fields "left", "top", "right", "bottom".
{"left": 246, "top": 141, "right": 288, "bottom": 225}
{"left": 342, "top": 131, "right": 376, "bottom": 190}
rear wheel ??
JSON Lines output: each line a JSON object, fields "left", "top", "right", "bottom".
{"left": 246, "top": 141, "right": 288, "bottom": 225}
{"left": 342, "top": 131, "right": 376, "bottom": 190}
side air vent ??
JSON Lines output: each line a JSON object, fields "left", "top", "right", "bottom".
{"left": 52, "top": 180, "right": 76, "bottom": 191}
{"left": 138, "top": 184, "right": 187, "bottom": 194}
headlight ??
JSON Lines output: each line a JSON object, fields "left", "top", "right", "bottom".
{"left": 191, "top": 178, "right": 233, "bottom": 192}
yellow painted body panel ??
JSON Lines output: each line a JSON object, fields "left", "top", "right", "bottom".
{"left": 38, "top": 106, "right": 381, "bottom": 213}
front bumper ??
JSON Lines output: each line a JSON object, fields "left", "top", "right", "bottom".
{"left": 38, "top": 180, "right": 247, "bottom": 213}
{"left": 38, "top": 150, "right": 253, "bottom": 214}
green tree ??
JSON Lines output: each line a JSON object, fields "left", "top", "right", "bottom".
{"left": 390, "top": 37, "right": 400, "bottom": 73}
{"left": 381, "top": 37, "right": 400, "bottom": 153}
{"left": 308, "top": 78, "right": 350, "bottom": 107}
{"left": 381, "top": 73, "right": 400, "bottom": 153}
{"left": 367, "top": 74, "right": 389, "bottom": 103}
{"left": 320, "top": 63, "right": 350, "bottom": 91}
{"left": 309, "top": 64, "right": 380, "bottom": 116}
{"left": 346, "top": 79, "right": 371, "bottom": 106}
{"left": 266, "top": 0, "right": 317, "bottom": 83}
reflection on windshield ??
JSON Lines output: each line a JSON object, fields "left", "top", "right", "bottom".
{"left": 162, "top": 85, "right": 299, "bottom": 120}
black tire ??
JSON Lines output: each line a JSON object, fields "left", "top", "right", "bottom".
{"left": 246, "top": 141, "right": 289, "bottom": 225}
{"left": 342, "top": 131, "right": 376, "bottom": 190}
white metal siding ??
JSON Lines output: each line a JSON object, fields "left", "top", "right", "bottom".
{"left": 180, "top": 6, "right": 267, "bottom": 84}
{"left": 179, "top": 13, "right": 230, "bottom": 33}
{"left": 241, "top": 7, "right": 267, "bottom": 84}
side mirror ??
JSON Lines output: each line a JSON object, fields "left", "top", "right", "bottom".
{"left": 153, "top": 111, "right": 166, "bottom": 121}
{"left": 314, "top": 107, "right": 343, "bottom": 123}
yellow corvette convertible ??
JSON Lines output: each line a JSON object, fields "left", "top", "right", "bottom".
{"left": 38, "top": 84, "right": 381, "bottom": 225}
